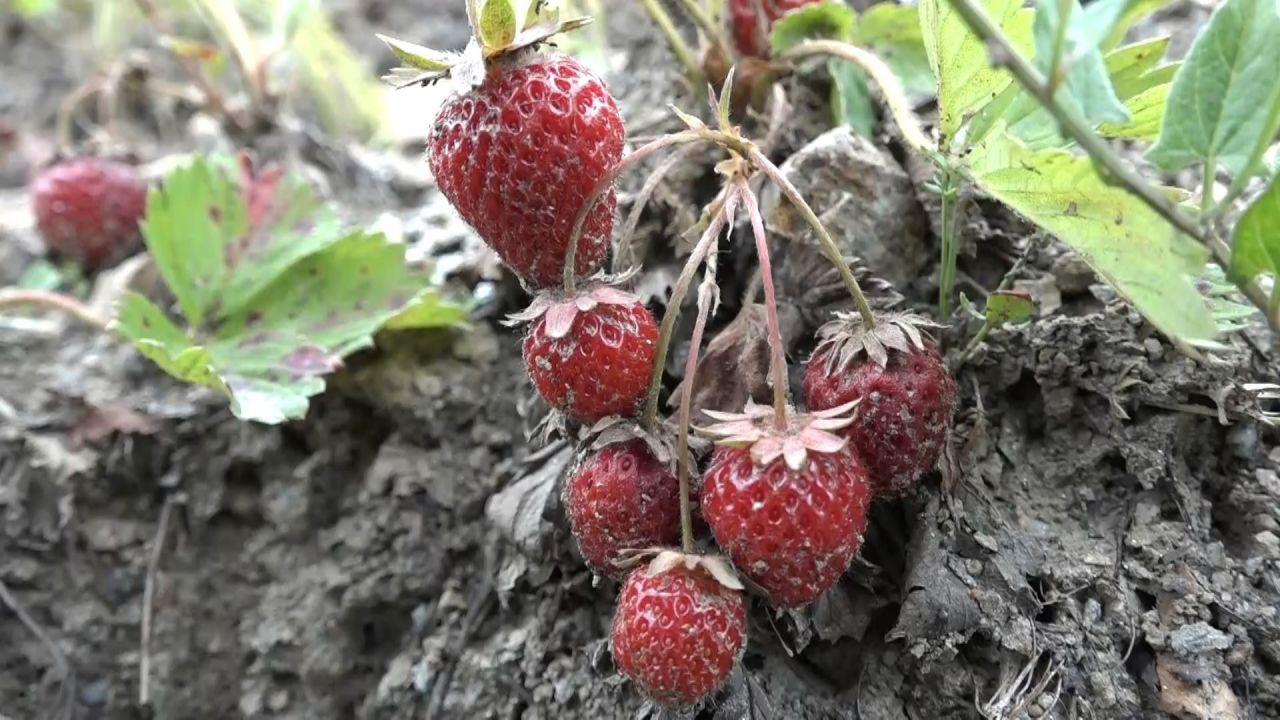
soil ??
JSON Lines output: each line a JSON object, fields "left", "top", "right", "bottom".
{"left": 2, "top": 2, "right": 1279, "bottom": 720}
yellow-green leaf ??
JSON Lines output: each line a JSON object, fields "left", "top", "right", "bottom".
{"left": 967, "top": 129, "right": 1217, "bottom": 344}
{"left": 1099, "top": 82, "right": 1168, "bottom": 140}
{"left": 376, "top": 33, "right": 454, "bottom": 71}
{"left": 919, "top": 0, "right": 1034, "bottom": 149}
{"left": 478, "top": 0, "right": 519, "bottom": 49}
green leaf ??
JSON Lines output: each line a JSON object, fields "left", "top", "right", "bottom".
{"left": 17, "top": 259, "right": 64, "bottom": 291}
{"left": 142, "top": 156, "right": 345, "bottom": 330}
{"left": 1146, "top": 0, "right": 1280, "bottom": 180}
{"left": 1104, "top": 36, "right": 1174, "bottom": 98}
{"left": 1229, "top": 174, "right": 1280, "bottom": 292}
{"left": 770, "top": 0, "right": 856, "bottom": 54}
{"left": 117, "top": 155, "right": 469, "bottom": 424}
{"left": 1098, "top": 83, "right": 1168, "bottom": 140}
{"left": 478, "top": 0, "right": 519, "bottom": 49}
{"left": 1196, "top": 263, "right": 1258, "bottom": 332}
{"left": 829, "top": 59, "right": 877, "bottom": 137}
{"left": 1102, "top": 0, "right": 1174, "bottom": 50}
{"left": 376, "top": 33, "right": 455, "bottom": 71}
{"left": 852, "top": 3, "right": 936, "bottom": 99}
{"left": 384, "top": 292, "right": 473, "bottom": 331}
{"left": 967, "top": 129, "right": 1218, "bottom": 344}
{"left": 920, "top": 0, "right": 1035, "bottom": 149}
{"left": 1032, "top": 0, "right": 1129, "bottom": 126}
{"left": 985, "top": 290, "right": 1035, "bottom": 326}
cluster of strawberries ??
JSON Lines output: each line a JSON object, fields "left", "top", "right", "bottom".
{"left": 412, "top": 0, "right": 958, "bottom": 711}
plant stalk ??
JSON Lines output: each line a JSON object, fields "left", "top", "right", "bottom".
{"left": 673, "top": 0, "right": 732, "bottom": 60}
{"left": 642, "top": 188, "right": 739, "bottom": 429}
{"left": 638, "top": 0, "right": 706, "bottom": 91}
{"left": 564, "top": 131, "right": 706, "bottom": 294}
{"left": 676, "top": 271, "right": 717, "bottom": 554}
{"left": 780, "top": 40, "right": 934, "bottom": 155}
{"left": 741, "top": 183, "right": 788, "bottom": 430}
{"left": 943, "top": 0, "right": 1277, "bottom": 330}
{"left": 0, "top": 289, "right": 109, "bottom": 330}
{"left": 747, "top": 147, "right": 878, "bottom": 328}
{"left": 938, "top": 170, "right": 960, "bottom": 320}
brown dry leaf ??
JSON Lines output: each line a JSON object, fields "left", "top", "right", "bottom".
{"left": 70, "top": 403, "right": 159, "bottom": 446}
{"left": 671, "top": 304, "right": 773, "bottom": 419}
{"left": 1156, "top": 658, "right": 1240, "bottom": 720}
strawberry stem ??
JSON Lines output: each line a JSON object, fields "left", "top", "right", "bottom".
{"left": 747, "top": 147, "right": 878, "bottom": 329}
{"left": 676, "top": 270, "right": 718, "bottom": 554}
{"left": 672, "top": 0, "right": 732, "bottom": 62}
{"left": 638, "top": 0, "right": 706, "bottom": 92}
{"left": 642, "top": 186, "right": 740, "bottom": 430}
{"left": 741, "top": 184, "right": 788, "bottom": 431}
{"left": 564, "top": 131, "right": 706, "bottom": 295}
{"left": 779, "top": 41, "right": 933, "bottom": 156}
{"left": 0, "top": 289, "right": 109, "bottom": 331}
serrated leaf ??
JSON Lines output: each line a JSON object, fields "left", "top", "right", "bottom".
{"left": 985, "top": 290, "right": 1034, "bottom": 326}
{"left": 1229, "top": 174, "right": 1280, "bottom": 293}
{"left": 141, "top": 156, "right": 344, "bottom": 330}
{"left": 1032, "top": 0, "right": 1129, "bottom": 126}
{"left": 1146, "top": 0, "right": 1280, "bottom": 180}
{"left": 852, "top": 3, "right": 935, "bottom": 99}
{"left": 478, "top": 0, "right": 519, "bottom": 49}
{"left": 118, "top": 156, "right": 467, "bottom": 424}
{"left": 920, "top": 0, "right": 1035, "bottom": 149}
{"left": 829, "top": 59, "right": 877, "bottom": 137}
{"left": 770, "top": 0, "right": 856, "bottom": 54}
{"left": 376, "top": 33, "right": 454, "bottom": 71}
{"left": 967, "top": 129, "right": 1217, "bottom": 344}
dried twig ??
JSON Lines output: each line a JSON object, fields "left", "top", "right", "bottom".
{"left": 139, "top": 495, "right": 178, "bottom": 708}
{"left": 0, "top": 578, "right": 74, "bottom": 719}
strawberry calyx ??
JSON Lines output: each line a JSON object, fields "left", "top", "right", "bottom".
{"left": 378, "top": 1, "right": 590, "bottom": 89}
{"left": 619, "top": 548, "right": 745, "bottom": 592}
{"left": 698, "top": 399, "right": 858, "bottom": 471}
{"left": 584, "top": 416, "right": 679, "bottom": 471}
{"left": 814, "top": 311, "right": 945, "bottom": 371}
{"left": 504, "top": 276, "right": 641, "bottom": 337}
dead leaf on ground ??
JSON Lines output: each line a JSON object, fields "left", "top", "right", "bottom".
{"left": 670, "top": 304, "right": 773, "bottom": 419}
{"left": 70, "top": 403, "right": 158, "bottom": 446}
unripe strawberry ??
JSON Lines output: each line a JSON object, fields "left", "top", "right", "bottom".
{"left": 32, "top": 157, "right": 147, "bottom": 269}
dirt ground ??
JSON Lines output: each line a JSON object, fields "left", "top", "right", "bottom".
{"left": 2, "top": 1, "right": 1279, "bottom": 719}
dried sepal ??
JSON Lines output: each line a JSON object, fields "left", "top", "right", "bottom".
{"left": 697, "top": 399, "right": 858, "bottom": 471}
{"left": 645, "top": 550, "right": 745, "bottom": 591}
{"left": 585, "top": 416, "right": 678, "bottom": 470}
{"left": 503, "top": 279, "right": 643, "bottom": 336}
{"left": 815, "top": 311, "right": 943, "bottom": 373}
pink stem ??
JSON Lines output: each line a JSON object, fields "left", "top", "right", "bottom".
{"left": 741, "top": 183, "right": 788, "bottom": 430}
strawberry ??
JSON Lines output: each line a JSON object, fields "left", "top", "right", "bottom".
{"left": 699, "top": 402, "right": 870, "bottom": 608}
{"left": 611, "top": 552, "right": 747, "bottom": 708}
{"left": 802, "top": 313, "right": 956, "bottom": 498}
{"left": 564, "top": 439, "right": 681, "bottom": 578}
{"left": 427, "top": 54, "right": 624, "bottom": 288}
{"left": 31, "top": 157, "right": 148, "bottom": 269}
{"left": 514, "top": 285, "right": 658, "bottom": 424}
{"left": 729, "top": 0, "right": 826, "bottom": 57}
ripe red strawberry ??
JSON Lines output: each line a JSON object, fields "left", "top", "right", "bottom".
{"left": 700, "top": 402, "right": 871, "bottom": 608}
{"left": 428, "top": 54, "right": 624, "bottom": 288}
{"left": 729, "top": 0, "right": 826, "bottom": 57}
{"left": 611, "top": 552, "right": 746, "bottom": 708}
{"left": 565, "top": 439, "right": 681, "bottom": 577}
{"left": 802, "top": 313, "right": 956, "bottom": 498}
{"left": 516, "top": 285, "right": 658, "bottom": 424}
{"left": 31, "top": 157, "right": 147, "bottom": 269}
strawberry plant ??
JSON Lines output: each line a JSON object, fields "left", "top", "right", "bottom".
{"left": 106, "top": 152, "right": 467, "bottom": 424}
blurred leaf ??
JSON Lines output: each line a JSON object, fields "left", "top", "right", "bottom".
{"left": 985, "top": 290, "right": 1034, "bottom": 326}
{"left": 770, "top": 0, "right": 857, "bottom": 54}
{"left": 1102, "top": 0, "right": 1174, "bottom": 50}
{"left": 829, "top": 59, "right": 876, "bottom": 137}
{"left": 920, "top": 0, "right": 1034, "bottom": 149}
{"left": 1032, "top": 0, "right": 1129, "bottom": 126}
{"left": 852, "top": 2, "right": 935, "bottom": 99}
{"left": 1147, "top": 0, "right": 1280, "bottom": 182}
{"left": 292, "top": 12, "right": 388, "bottom": 138}
{"left": 1196, "top": 264, "right": 1258, "bottom": 333}
{"left": 17, "top": 259, "right": 64, "bottom": 291}
{"left": 967, "top": 129, "right": 1217, "bottom": 345}
{"left": 1229, "top": 174, "right": 1280, "bottom": 294}
{"left": 13, "top": 0, "right": 57, "bottom": 17}
{"left": 116, "top": 155, "right": 467, "bottom": 424}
